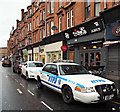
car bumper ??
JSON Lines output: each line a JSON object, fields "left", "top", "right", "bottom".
{"left": 74, "top": 90, "right": 118, "bottom": 104}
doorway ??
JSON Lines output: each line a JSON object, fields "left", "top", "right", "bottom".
{"left": 80, "top": 49, "right": 101, "bottom": 68}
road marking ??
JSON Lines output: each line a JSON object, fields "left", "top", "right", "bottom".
{"left": 41, "top": 101, "right": 53, "bottom": 111}
{"left": 5, "top": 75, "right": 8, "bottom": 78}
{"left": 20, "top": 83, "right": 24, "bottom": 88}
{"left": 17, "top": 89, "right": 23, "bottom": 94}
{"left": 112, "top": 101, "right": 120, "bottom": 105}
{"left": 28, "top": 90, "right": 35, "bottom": 96}
{"left": 15, "top": 79, "right": 18, "bottom": 82}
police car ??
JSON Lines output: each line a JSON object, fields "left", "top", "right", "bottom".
{"left": 35, "top": 61, "right": 119, "bottom": 104}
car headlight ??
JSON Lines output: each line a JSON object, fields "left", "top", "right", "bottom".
{"left": 75, "top": 86, "right": 95, "bottom": 93}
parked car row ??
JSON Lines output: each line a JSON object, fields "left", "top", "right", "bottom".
{"left": 11, "top": 60, "right": 119, "bottom": 104}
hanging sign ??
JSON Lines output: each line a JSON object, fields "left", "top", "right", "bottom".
{"left": 61, "top": 46, "right": 67, "bottom": 51}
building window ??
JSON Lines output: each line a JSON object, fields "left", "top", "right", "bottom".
{"left": 51, "top": 0, "right": 54, "bottom": 13}
{"left": 94, "top": 0, "right": 101, "bottom": 17}
{"left": 33, "top": 19, "right": 35, "bottom": 29}
{"left": 40, "top": 10, "right": 42, "bottom": 20}
{"left": 71, "top": 9, "right": 74, "bottom": 27}
{"left": 51, "top": 21, "right": 54, "bottom": 35}
{"left": 30, "top": 22, "right": 32, "bottom": 31}
{"left": 59, "top": 0, "right": 62, "bottom": 7}
{"left": 59, "top": 17, "right": 62, "bottom": 32}
{"left": 104, "top": 0, "right": 107, "bottom": 9}
{"left": 43, "top": 28, "right": 45, "bottom": 38}
{"left": 47, "top": 22, "right": 49, "bottom": 36}
{"left": 36, "top": 31, "right": 38, "bottom": 42}
{"left": 43, "top": 9, "right": 45, "bottom": 21}
{"left": 29, "top": 9, "right": 32, "bottom": 16}
{"left": 47, "top": 2, "right": 49, "bottom": 14}
{"left": 85, "top": 0, "right": 91, "bottom": 19}
{"left": 67, "top": 12, "right": 69, "bottom": 29}
{"left": 40, "top": 29, "right": 42, "bottom": 40}
{"left": 36, "top": 16, "right": 38, "bottom": 27}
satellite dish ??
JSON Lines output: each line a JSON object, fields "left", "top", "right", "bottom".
{"left": 52, "top": 26, "right": 57, "bottom": 30}
{"left": 40, "top": 20, "right": 45, "bottom": 24}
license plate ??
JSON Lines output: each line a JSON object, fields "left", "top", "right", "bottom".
{"left": 105, "top": 94, "right": 114, "bottom": 100}
{"left": 7, "top": 62, "right": 9, "bottom": 64}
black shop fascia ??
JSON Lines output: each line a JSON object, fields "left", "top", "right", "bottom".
{"left": 63, "top": 17, "right": 105, "bottom": 68}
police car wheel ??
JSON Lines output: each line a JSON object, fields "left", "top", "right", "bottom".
{"left": 26, "top": 72, "right": 29, "bottom": 80}
{"left": 62, "top": 86, "right": 73, "bottom": 104}
{"left": 37, "top": 77, "right": 44, "bottom": 89}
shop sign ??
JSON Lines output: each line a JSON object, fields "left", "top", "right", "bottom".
{"left": 61, "top": 46, "right": 67, "bottom": 51}
{"left": 106, "top": 22, "right": 120, "bottom": 41}
{"left": 64, "top": 17, "right": 103, "bottom": 40}
{"left": 112, "top": 24, "right": 120, "bottom": 37}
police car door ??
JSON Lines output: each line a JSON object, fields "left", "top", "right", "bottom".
{"left": 47, "top": 64, "right": 60, "bottom": 91}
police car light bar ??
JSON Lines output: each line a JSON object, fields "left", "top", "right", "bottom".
{"left": 53, "top": 59, "right": 73, "bottom": 63}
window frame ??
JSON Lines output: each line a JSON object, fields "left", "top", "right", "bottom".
{"left": 94, "top": 0, "right": 101, "bottom": 17}
{"left": 59, "top": 16, "right": 62, "bottom": 32}
{"left": 71, "top": 9, "right": 74, "bottom": 27}
{"left": 85, "top": 0, "right": 91, "bottom": 19}
{"left": 67, "top": 11, "right": 70, "bottom": 29}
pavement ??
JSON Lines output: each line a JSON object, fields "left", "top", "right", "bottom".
{"left": 102, "top": 74, "right": 120, "bottom": 98}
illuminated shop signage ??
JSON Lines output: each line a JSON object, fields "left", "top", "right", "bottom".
{"left": 64, "top": 17, "right": 103, "bottom": 40}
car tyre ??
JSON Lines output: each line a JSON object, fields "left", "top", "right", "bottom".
{"left": 20, "top": 72, "right": 23, "bottom": 77}
{"left": 62, "top": 86, "right": 74, "bottom": 104}
{"left": 26, "top": 72, "right": 29, "bottom": 80}
{"left": 13, "top": 68, "right": 15, "bottom": 73}
{"left": 37, "top": 77, "right": 44, "bottom": 89}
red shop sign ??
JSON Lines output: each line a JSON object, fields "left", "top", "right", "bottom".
{"left": 61, "top": 46, "right": 67, "bottom": 51}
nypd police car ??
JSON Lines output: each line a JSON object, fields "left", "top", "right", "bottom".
{"left": 35, "top": 62, "right": 119, "bottom": 104}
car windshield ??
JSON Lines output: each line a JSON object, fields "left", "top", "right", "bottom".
{"left": 59, "top": 65, "right": 90, "bottom": 75}
{"left": 20, "top": 62, "right": 26, "bottom": 65}
{"left": 29, "top": 62, "right": 43, "bottom": 67}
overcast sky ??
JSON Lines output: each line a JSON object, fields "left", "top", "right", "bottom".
{"left": 0, "top": 0, "right": 31, "bottom": 47}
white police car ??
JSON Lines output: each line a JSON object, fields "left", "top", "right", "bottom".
{"left": 35, "top": 62, "right": 119, "bottom": 104}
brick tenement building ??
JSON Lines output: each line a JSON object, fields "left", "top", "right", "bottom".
{"left": 7, "top": 1, "right": 120, "bottom": 65}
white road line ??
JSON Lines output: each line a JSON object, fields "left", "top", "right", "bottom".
{"left": 17, "top": 89, "right": 23, "bottom": 94}
{"left": 5, "top": 75, "right": 8, "bottom": 78}
{"left": 20, "top": 83, "right": 24, "bottom": 88}
{"left": 27, "top": 90, "right": 35, "bottom": 96}
{"left": 41, "top": 101, "right": 53, "bottom": 111}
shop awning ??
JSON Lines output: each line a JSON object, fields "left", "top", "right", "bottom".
{"left": 103, "top": 41, "right": 120, "bottom": 46}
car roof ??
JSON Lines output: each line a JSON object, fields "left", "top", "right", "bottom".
{"left": 27, "top": 61, "right": 43, "bottom": 63}
{"left": 45, "top": 63, "right": 79, "bottom": 66}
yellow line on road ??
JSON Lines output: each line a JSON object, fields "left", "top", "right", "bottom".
{"left": 15, "top": 79, "right": 19, "bottom": 83}
{"left": 112, "top": 101, "right": 120, "bottom": 105}
{"left": 17, "top": 89, "right": 23, "bottom": 94}
{"left": 28, "top": 90, "right": 35, "bottom": 96}
{"left": 20, "top": 83, "right": 24, "bottom": 88}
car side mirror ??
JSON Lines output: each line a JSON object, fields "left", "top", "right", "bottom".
{"left": 26, "top": 65, "right": 27, "bottom": 68}
{"left": 88, "top": 71, "right": 92, "bottom": 74}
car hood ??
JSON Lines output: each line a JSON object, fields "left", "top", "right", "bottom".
{"left": 61, "top": 74, "right": 113, "bottom": 87}
{"left": 28, "top": 67, "right": 42, "bottom": 72}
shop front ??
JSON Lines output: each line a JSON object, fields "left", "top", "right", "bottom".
{"left": 39, "top": 45, "right": 45, "bottom": 64}
{"left": 33, "top": 47, "right": 39, "bottom": 61}
{"left": 101, "top": 4, "right": 120, "bottom": 76}
{"left": 44, "top": 41, "right": 63, "bottom": 63}
{"left": 64, "top": 17, "right": 105, "bottom": 69}
{"left": 28, "top": 49, "right": 32, "bottom": 61}
{"left": 22, "top": 49, "right": 28, "bottom": 61}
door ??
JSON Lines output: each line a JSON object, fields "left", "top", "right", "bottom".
{"left": 80, "top": 49, "right": 101, "bottom": 68}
